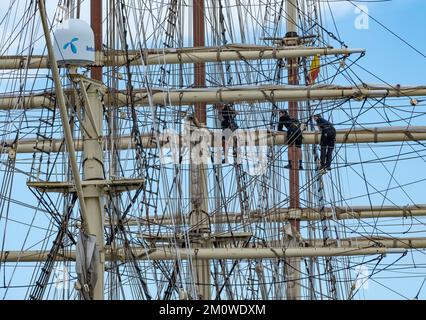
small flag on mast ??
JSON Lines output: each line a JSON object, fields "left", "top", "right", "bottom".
{"left": 308, "top": 54, "right": 320, "bottom": 85}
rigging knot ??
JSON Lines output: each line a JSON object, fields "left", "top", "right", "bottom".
{"left": 288, "top": 208, "right": 301, "bottom": 220}
{"left": 402, "top": 205, "right": 412, "bottom": 218}
{"left": 410, "top": 98, "right": 418, "bottom": 106}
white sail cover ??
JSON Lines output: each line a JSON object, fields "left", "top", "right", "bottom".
{"left": 75, "top": 232, "right": 99, "bottom": 300}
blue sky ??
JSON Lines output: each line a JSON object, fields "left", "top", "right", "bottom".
{"left": 319, "top": 0, "right": 426, "bottom": 299}
{"left": 328, "top": 0, "right": 426, "bottom": 85}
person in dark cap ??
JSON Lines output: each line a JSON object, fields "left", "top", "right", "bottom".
{"left": 218, "top": 104, "right": 238, "bottom": 163}
{"left": 313, "top": 114, "right": 336, "bottom": 172}
{"left": 219, "top": 104, "right": 238, "bottom": 132}
{"left": 278, "top": 110, "right": 303, "bottom": 170}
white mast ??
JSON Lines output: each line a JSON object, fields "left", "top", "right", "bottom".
{"left": 190, "top": 0, "right": 211, "bottom": 299}
{"left": 286, "top": 0, "right": 301, "bottom": 300}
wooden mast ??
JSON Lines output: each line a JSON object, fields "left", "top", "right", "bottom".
{"left": 91, "top": 0, "right": 103, "bottom": 82}
{"left": 190, "top": 0, "right": 211, "bottom": 299}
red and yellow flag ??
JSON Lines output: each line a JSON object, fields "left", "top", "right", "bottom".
{"left": 308, "top": 54, "right": 320, "bottom": 85}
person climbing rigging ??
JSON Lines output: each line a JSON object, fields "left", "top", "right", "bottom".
{"left": 218, "top": 104, "right": 238, "bottom": 163}
{"left": 277, "top": 110, "right": 303, "bottom": 170}
{"left": 219, "top": 103, "right": 238, "bottom": 131}
{"left": 313, "top": 114, "right": 336, "bottom": 172}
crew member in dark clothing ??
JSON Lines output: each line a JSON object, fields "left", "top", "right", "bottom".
{"left": 220, "top": 104, "right": 238, "bottom": 131}
{"left": 219, "top": 104, "right": 238, "bottom": 163}
{"left": 313, "top": 114, "right": 336, "bottom": 171}
{"left": 278, "top": 110, "right": 303, "bottom": 170}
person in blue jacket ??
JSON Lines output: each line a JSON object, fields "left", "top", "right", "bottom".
{"left": 278, "top": 110, "right": 303, "bottom": 170}
{"left": 313, "top": 114, "right": 336, "bottom": 171}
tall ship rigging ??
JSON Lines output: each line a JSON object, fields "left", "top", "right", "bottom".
{"left": 0, "top": 0, "right": 426, "bottom": 300}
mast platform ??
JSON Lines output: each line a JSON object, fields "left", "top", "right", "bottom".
{"left": 27, "top": 178, "right": 145, "bottom": 193}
